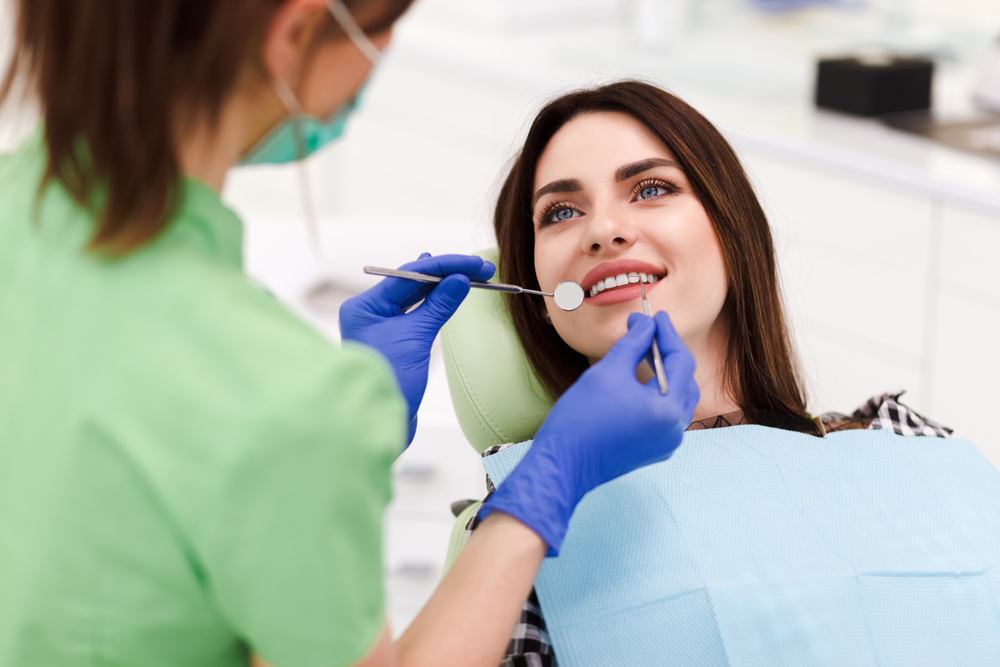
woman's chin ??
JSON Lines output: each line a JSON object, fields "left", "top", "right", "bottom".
{"left": 560, "top": 325, "right": 628, "bottom": 365}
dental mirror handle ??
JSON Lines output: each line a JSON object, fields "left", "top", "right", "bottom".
{"left": 363, "top": 266, "right": 553, "bottom": 297}
{"left": 640, "top": 281, "right": 669, "bottom": 395}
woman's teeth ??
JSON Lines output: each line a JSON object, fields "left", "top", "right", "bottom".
{"left": 589, "top": 272, "right": 659, "bottom": 298}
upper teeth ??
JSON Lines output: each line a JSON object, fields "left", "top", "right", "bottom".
{"left": 590, "top": 272, "right": 659, "bottom": 297}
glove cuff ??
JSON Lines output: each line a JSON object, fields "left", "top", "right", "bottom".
{"left": 479, "top": 442, "right": 582, "bottom": 557}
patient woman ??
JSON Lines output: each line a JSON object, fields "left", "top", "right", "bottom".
{"left": 462, "top": 80, "right": 951, "bottom": 667}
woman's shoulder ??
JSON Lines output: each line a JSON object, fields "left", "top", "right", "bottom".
{"left": 819, "top": 390, "right": 952, "bottom": 439}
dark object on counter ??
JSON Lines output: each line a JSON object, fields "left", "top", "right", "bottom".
{"left": 882, "top": 111, "right": 1000, "bottom": 160}
{"left": 815, "top": 56, "right": 934, "bottom": 117}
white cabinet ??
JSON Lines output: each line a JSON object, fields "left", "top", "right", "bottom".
{"left": 930, "top": 294, "right": 1000, "bottom": 468}
{"left": 939, "top": 205, "right": 1000, "bottom": 302}
{"left": 930, "top": 205, "right": 1000, "bottom": 468}
{"left": 741, "top": 150, "right": 933, "bottom": 413}
{"left": 741, "top": 150, "right": 1000, "bottom": 466}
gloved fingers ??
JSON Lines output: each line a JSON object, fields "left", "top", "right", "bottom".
{"left": 651, "top": 310, "right": 686, "bottom": 355}
{"left": 396, "top": 283, "right": 435, "bottom": 312}
{"left": 653, "top": 311, "right": 696, "bottom": 396}
{"left": 378, "top": 254, "right": 493, "bottom": 306}
{"left": 626, "top": 312, "right": 659, "bottom": 371}
{"left": 472, "top": 260, "right": 496, "bottom": 282}
{"left": 661, "top": 351, "right": 696, "bottom": 408}
{"left": 407, "top": 274, "right": 472, "bottom": 326}
{"left": 626, "top": 311, "right": 645, "bottom": 330}
{"left": 602, "top": 315, "right": 656, "bottom": 372}
{"left": 399, "top": 253, "right": 494, "bottom": 280}
{"left": 627, "top": 312, "right": 694, "bottom": 400}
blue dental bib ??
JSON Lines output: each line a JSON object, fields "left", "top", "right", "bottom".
{"left": 483, "top": 426, "right": 1000, "bottom": 666}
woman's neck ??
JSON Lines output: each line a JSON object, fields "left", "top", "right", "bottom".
{"left": 690, "top": 358, "right": 740, "bottom": 421}
{"left": 690, "top": 311, "right": 740, "bottom": 420}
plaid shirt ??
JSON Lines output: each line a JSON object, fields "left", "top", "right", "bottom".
{"left": 464, "top": 391, "right": 952, "bottom": 667}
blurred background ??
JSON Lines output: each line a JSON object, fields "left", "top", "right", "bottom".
{"left": 2, "top": 0, "right": 999, "bottom": 636}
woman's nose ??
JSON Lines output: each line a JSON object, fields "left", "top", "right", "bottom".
{"left": 581, "top": 209, "right": 638, "bottom": 253}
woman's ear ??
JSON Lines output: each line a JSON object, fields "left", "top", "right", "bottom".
{"left": 261, "top": 0, "right": 330, "bottom": 85}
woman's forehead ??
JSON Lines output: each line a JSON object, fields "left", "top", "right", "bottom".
{"left": 534, "top": 111, "right": 676, "bottom": 189}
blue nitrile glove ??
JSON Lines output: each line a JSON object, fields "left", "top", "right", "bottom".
{"left": 340, "top": 253, "right": 495, "bottom": 446}
{"left": 480, "top": 311, "right": 700, "bottom": 555}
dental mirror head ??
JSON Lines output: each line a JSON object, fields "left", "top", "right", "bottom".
{"left": 553, "top": 280, "right": 585, "bottom": 311}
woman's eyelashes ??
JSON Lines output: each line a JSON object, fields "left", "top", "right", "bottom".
{"left": 633, "top": 178, "right": 679, "bottom": 201}
{"left": 537, "top": 201, "right": 582, "bottom": 227}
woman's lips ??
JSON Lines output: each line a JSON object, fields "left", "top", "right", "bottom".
{"left": 578, "top": 259, "right": 666, "bottom": 306}
{"left": 581, "top": 259, "right": 665, "bottom": 293}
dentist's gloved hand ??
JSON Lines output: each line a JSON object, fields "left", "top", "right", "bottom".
{"left": 340, "top": 253, "right": 495, "bottom": 446}
{"left": 480, "top": 311, "right": 700, "bottom": 555}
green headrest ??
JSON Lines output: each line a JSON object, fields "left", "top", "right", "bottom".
{"left": 441, "top": 249, "right": 554, "bottom": 454}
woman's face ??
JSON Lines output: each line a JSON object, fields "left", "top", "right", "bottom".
{"left": 532, "top": 111, "right": 729, "bottom": 364}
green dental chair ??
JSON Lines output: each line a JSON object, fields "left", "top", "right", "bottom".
{"left": 439, "top": 249, "right": 553, "bottom": 569}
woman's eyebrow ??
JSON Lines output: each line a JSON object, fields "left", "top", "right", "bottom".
{"left": 532, "top": 178, "right": 582, "bottom": 208}
{"left": 615, "top": 158, "right": 680, "bottom": 182}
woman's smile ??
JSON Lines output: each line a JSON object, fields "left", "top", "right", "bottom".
{"left": 581, "top": 258, "right": 665, "bottom": 303}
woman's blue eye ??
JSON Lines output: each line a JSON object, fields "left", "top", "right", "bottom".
{"left": 554, "top": 207, "right": 576, "bottom": 221}
{"left": 638, "top": 185, "right": 667, "bottom": 200}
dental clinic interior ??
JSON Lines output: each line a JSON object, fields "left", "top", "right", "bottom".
{"left": 3, "top": 0, "right": 1000, "bottom": 643}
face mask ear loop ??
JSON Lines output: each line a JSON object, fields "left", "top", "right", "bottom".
{"left": 327, "top": 0, "right": 383, "bottom": 65}
{"left": 274, "top": 78, "right": 333, "bottom": 271}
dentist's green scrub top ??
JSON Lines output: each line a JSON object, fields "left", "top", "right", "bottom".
{"left": 0, "top": 134, "right": 406, "bottom": 667}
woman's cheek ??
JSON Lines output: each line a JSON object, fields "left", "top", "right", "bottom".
{"left": 556, "top": 311, "right": 624, "bottom": 362}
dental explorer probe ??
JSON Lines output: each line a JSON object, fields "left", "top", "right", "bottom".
{"left": 363, "top": 266, "right": 586, "bottom": 312}
{"left": 640, "top": 280, "right": 669, "bottom": 395}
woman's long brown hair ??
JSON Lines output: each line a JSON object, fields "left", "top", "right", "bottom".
{"left": 495, "top": 81, "right": 808, "bottom": 422}
{"left": 0, "top": 0, "right": 413, "bottom": 254}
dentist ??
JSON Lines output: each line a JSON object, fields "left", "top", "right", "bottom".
{"left": 0, "top": 1, "right": 699, "bottom": 666}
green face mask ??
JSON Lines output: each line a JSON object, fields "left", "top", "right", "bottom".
{"left": 239, "top": 87, "right": 366, "bottom": 165}
{"left": 239, "top": 0, "right": 382, "bottom": 166}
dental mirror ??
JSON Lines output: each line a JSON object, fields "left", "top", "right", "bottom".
{"left": 363, "top": 267, "right": 586, "bottom": 312}
{"left": 552, "top": 280, "right": 585, "bottom": 312}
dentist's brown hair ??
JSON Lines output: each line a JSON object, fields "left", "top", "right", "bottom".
{"left": 494, "top": 81, "right": 808, "bottom": 422}
{"left": 0, "top": 0, "right": 413, "bottom": 254}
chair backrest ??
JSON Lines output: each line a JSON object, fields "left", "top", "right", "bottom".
{"left": 441, "top": 249, "right": 554, "bottom": 453}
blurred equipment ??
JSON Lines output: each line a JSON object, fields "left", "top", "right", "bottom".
{"left": 875, "top": 44, "right": 1000, "bottom": 161}
{"left": 882, "top": 112, "right": 1000, "bottom": 160}
{"left": 974, "top": 47, "right": 1000, "bottom": 114}
{"left": 752, "top": 0, "right": 849, "bottom": 12}
{"left": 815, "top": 56, "right": 933, "bottom": 117}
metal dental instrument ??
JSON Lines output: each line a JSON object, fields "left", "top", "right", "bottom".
{"left": 640, "top": 280, "right": 669, "bottom": 395}
{"left": 364, "top": 266, "right": 586, "bottom": 312}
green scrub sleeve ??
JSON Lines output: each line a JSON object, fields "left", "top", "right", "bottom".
{"left": 199, "top": 343, "right": 405, "bottom": 667}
